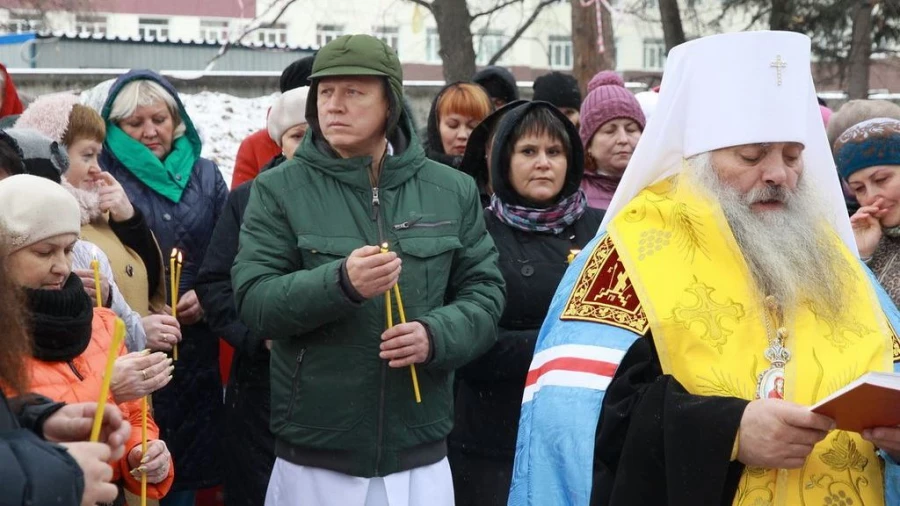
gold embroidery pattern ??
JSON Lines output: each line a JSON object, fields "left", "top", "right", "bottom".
{"left": 621, "top": 177, "right": 708, "bottom": 262}
{"left": 670, "top": 278, "right": 745, "bottom": 353}
{"left": 808, "top": 303, "right": 873, "bottom": 351}
{"left": 637, "top": 228, "right": 672, "bottom": 261}
{"left": 803, "top": 432, "right": 872, "bottom": 506}
{"left": 893, "top": 332, "right": 900, "bottom": 363}
{"left": 560, "top": 235, "right": 649, "bottom": 335}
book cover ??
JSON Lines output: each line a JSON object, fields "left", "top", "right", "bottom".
{"left": 810, "top": 372, "right": 900, "bottom": 433}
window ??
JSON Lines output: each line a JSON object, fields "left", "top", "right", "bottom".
{"left": 5, "top": 11, "right": 42, "bottom": 33}
{"left": 373, "top": 25, "right": 399, "bottom": 53}
{"left": 426, "top": 28, "right": 440, "bottom": 63}
{"left": 138, "top": 18, "right": 170, "bottom": 39}
{"left": 475, "top": 30, "right": 507, "bottom": 66}
{"left": 258, "top": 23, "right": 287, "bottom": 45}
{"left": 316, "top": 24, "right": 343, "bottom": 48}
{"left": 75, "top": 15, "right": 106, "bottom": 35}
{"left": 200, "top": 19, "right": 229, "bottom": 43}
{"left": 642, "top": 38, "right": 666, "bottom": 70}
{"left": 548, "top": 35, "right": 572, "bottom": 69}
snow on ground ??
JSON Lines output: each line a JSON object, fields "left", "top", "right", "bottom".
{"left": 180, "top": 91, "right": 278, "bottom": 186}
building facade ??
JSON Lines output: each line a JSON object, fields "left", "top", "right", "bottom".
{"left": 0, "top": 0, "right": 744, "bottom": 78}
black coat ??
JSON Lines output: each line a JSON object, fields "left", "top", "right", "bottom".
{"left": 195, "top": 155, "right": 283, "bottom": 506}
{"left": 100, "top": 70, "right": 228, "bottom": 491}
{"left": 0, "top": 391, "right": 85, "bottom": 505}
{"left": 450, "top": 102, "right": 601, "bottom": 506}
{"left": 450, "top": 209, "right": 604, "bottom": 459}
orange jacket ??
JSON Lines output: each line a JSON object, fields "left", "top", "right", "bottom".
{"left": 24, "top": 308, "right": 175, "bottom": 499}
{"left": 231, "top": 128, "right": 280, "bottom": 189}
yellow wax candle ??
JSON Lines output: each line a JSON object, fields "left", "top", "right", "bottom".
{"left": 393, "top": 284, "right": 422, "bottom": 404}
{"left": 140, "top": 396, "right": 148, "bottom": 506}
{"left": 91, "top": 255, "right": 102, "bottom": 308}
{"left": 90, "top": 318, "right": 126, "bottom": 442}
{"left": 381, "top": 244, "right": 393, "bottom": 329}
{"left": 567, "top": 249, "right": 581, "bottom": 265}
{"left": 169, "top": 249, "right": 182, "bottom": 361}
{"left": 380, "top": 243, "right": 422, "bottom": 404}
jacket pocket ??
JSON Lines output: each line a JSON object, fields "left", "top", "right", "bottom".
{"left": 296, "top": 235, "right": 365, "bottom": 267}
{"left": 285, "top": 348, "right": 307, "bottom": 420}
{"left": 402, "top": 369, "right": 453, "bottom": 430}
{"left": 396, "top": 236, "right": 462, "bottom": 307}
{"left": 283, "top": 345, "right": 367, "bottom": 432}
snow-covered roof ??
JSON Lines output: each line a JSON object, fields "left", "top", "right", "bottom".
{"left": 29, "top": 30, "right": 313, "bottom": 51}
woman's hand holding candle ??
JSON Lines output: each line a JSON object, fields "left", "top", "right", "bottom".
{"left": 43, "top": 402, "right": 130, "bottom": 459}
{"left": 175, "top": 289, "right": 204, "bottom": 325}
{"left": 141, "top": 314, "right": 182, "bottom": 352}
{"left": 128, "top": 439, "right": 171, "bottom": 484}
{"left": 73, "top": 269, "right": 111, "bottom": 307}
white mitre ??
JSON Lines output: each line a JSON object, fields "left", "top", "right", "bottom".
{"left": 600, "top": 31, "right": 855, "bottom": 254}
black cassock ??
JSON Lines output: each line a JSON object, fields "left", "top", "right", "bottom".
{"left": 590, "top": 335, "right": 750, "bottom": 506}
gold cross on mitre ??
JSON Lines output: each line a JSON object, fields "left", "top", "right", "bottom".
{"left": 770, "top": 55, "right": 787, "bottom": 86}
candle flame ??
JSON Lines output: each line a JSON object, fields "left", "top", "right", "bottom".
{"left": 170, "top": 248, "right": 183, "bottom": 263}
{"left": 177, "top": 251, "right": 183, "bottom": 263}
{"left": 381, "top": 242, "right": 389, "bottom": 249}
{"left": 570, "top": 249, "right": 581, "bottom": 256}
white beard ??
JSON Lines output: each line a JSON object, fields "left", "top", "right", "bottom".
{"left": 686, "top": 152, "right": 851, "bottom": 320}
{"left": 61, "top": 180, "right": 103, "bottom": 226}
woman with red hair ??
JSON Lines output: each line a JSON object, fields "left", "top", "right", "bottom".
{"left": 423, "top": 82, "right": 493, "bottom": 170}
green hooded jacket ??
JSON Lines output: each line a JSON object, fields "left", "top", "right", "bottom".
{"left": 231, "top": 35, "right": 506, "bottom": 478}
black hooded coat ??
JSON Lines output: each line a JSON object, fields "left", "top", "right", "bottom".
{"left": 457, "top": 99, "right": 527, "bottom": 209}
{"left": 448, "top": 102, "right": 604, "bottom": 506}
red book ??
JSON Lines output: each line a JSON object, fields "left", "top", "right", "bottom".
{"left": 810, "top": 372, "right": 900, "bottom": 433}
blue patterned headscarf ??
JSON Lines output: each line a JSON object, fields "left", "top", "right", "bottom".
{"left": 834, "top": 117, "right": 900, "bottom": 180}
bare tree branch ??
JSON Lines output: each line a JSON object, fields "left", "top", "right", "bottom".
{"left": 405, "top": 0, "right": 433, "bottom": 11}
{"left": 205, "top": 0, "right": 298, "bottom": 71}
{"left": 487, "top": 0, "right": 559, "bottom": 65}
{"left": 471, "top": 0, "right": 522, "bottom": 21}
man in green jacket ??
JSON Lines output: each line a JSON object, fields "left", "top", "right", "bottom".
{"left": 232, "top": 35, "right": 505, "bottom": 505}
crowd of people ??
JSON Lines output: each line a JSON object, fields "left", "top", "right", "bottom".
{"left": 0, "top": 29, "right": 899, "bottom": 506}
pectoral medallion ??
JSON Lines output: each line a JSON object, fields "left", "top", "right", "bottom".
{"left": 756, "top": 297, "right": 790, "bottom": 400}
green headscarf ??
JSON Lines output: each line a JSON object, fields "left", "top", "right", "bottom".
{"left": 103, "top": 73, "right": 202, "bottom": 204}
{"left": 105, "top": 124, "right": 200, "bottom": 203}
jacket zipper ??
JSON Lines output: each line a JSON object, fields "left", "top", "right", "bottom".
{"left": 370, "top": 156, "right": 388, "bottom": 476}
{"left": 286, "top": 348, "right": 306, "bottom": 417}
{"left": 392, "top": 218, "right": 454, "bottom": 230}
{"left": 67, "top": 361, "right": 85, "bottom": 381}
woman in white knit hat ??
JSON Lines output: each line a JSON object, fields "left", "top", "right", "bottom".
{"left": 0, "top": 174, "right": 176, "bottom": 503}
{"left": 266, "top": 86, "right": 310, "bottom": 161}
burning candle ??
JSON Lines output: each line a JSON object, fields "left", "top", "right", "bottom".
{"left": 90, "top": 252, "right": 102, "bottom": 308}
{"left": 169, "top": 249, "right": 183, "bottom": 361}
{"left": 90, "top": 318, "right": 126, "bottom": 442}
{"left": 567, "top": 249, "right": 582, "bottom": 265}
{"left": 140, "top": 396, "right": 148, "bottom": 506}
{"left": 380, "top": 243, "right": 423, "bottom": 404}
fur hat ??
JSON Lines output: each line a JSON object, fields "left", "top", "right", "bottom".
{"left": 15, "top": 93, "right": 80, "bottom": 145}
{"left": 578, "top": 71, "right": 646, "bottom": 147}
{"left": 268, "top": 87, "right": 310, "bottom": 145}
{"left": 0, "top": 174, "right": 81, "bottom": 253}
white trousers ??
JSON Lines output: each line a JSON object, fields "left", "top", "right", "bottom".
{"left": 264, "top": 457, "right": 454, "bottom": 506}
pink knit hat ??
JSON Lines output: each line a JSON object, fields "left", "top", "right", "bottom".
{"left": 15, "top": 92, "right": 80, "bottom": 145}
{"left": 578, "top": 71, "right": 646, "bottom": 147}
